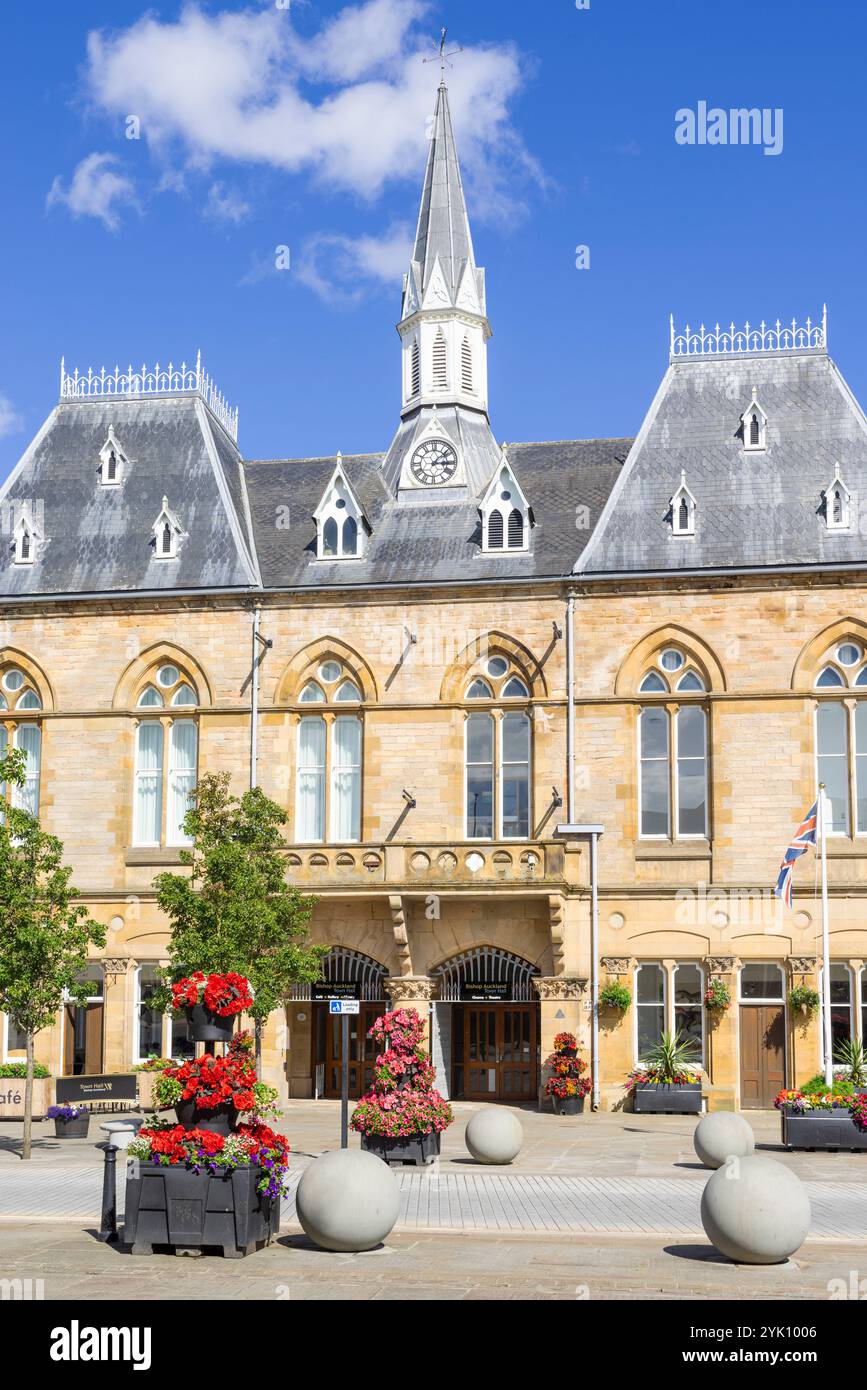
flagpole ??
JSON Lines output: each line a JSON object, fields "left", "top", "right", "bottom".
{"left": 819, "top": 783, "right": 833, "bottom": 1088}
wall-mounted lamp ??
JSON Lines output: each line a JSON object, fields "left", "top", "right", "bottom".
{"left": 402, "top": 789, "right": 417, "bottom": 809}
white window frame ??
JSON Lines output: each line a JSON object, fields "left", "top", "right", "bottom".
{"left": 329, "top": 715, "right": 362, "bottom": 844}
{"left": 674, "top": 705, "right": 708, "bottom": 840}
{"left": 634, "top": 962, "right": 667, "bottom": 1063}
{"left": 639, "top": 704, "right": 708, "bottom": 841}
{"left": 1, "top": 1013, "right": 27, "bottom": 1059}
{"left": 465, "top": 710, "right": 495, "bottom": 841}
{"left": 464, "top": 709, "right": 533, "bottom": 841}
{"left": 815, "top": 699, "right": 855, "bottom": 838}
{"left": 133, "top": 719, "right": 164, "bottom": 848}
{"left": 638, "top": 706, "right": 671, "bottom": 840}
{"left": 742, "top": 395, "right": 768, "bottom": 452}
{"left": 670, "top": 473, "right": 696, "bottom": 537}
{"left": 133, "top": 963, "right": 168, "bottom": 1065}
{"left": 673, "top": 961, "right": 705, "bottom": 1066}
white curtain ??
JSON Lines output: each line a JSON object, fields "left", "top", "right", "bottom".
{"left": 12, "top": 725, "right": 40, "bottom": 817}
{"left": 168, "top": 720, "right": 197, "bottom": 845}
{"left": 330, "top": 717, "right": 361, "bottom": 841}
{"left": 297, "top": 717, "right": 326, "bottom": 841}
{"left": 134, "top": 722, "right": 163, "bottom": 845}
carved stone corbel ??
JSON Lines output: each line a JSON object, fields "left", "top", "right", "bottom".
{"left": 600, "top": 957, "right": 631, "bottom": 976}
{"left": 101, "top": 958, "right": 130, "bottom": 977}
{"left": 388, "top": 894, "right": 412, "bottom": 976}
{"left": 704, "top": 956, "right": 737, "bottom": 975}
{"left": 548, "top": 894, "right": 565, "bottom": 971}
{"left": 533, "top": 976, "right": 588, "bottom": 1001}
{"left": 384, "top": 977, "right": 439, "bottom": 1003}
{"left": 788, "top": 955, "right": 818, "bottom": 976}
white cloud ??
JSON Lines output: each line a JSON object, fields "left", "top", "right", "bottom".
{"left": 79, "top": 1, "right": 539, "bottom": 211}
{"left": 295, "top": 221, "right": 413, "bottom": 304}
{"left": 0, "top": 396, "right": 22, "bottom": 439}
{"left": 47, "top": 152, "right": 137, "bottom": 231}
{"left": 205, "top": 181, "right": 251, "bottom": 224}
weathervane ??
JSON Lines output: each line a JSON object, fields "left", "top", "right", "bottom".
{"left": 423, "top": 26, "right": 463, "bottom": 80}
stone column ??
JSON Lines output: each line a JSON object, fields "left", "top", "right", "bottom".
{"left": 384, "top": 977, "right": 438, "bottom": 1046}
{"left": 703, "top": 956, "right": 739, "bottom": 1112}
{"left": 788, "top": 955, "right": 821, "bottom": 1088}
{"left": 533, "top": 976, "right": 588, "bottom": 1108}
{"left": 101, "top": 958, "right": 131, "bottom": 1072}
{"left": 598, "top": 957, "right": 634, "bottom": 1111}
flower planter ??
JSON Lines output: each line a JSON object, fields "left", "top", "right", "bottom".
{"left": 633, "top": 1082, "right": 702, "bottom": 1114}
{"left": 52, "top": 1112, "right": 90, "bottom": 1139}
{"left": 0, "top": 1077, "right": 52, "bottom": 1121}
{"left": 184, "top": 1004, "right": 235, "bottom": 1043}
{"left": 553, "top": 1095, "right": 585, "bottom": 1116}
{"left": 781, "top": 1107, "right": 867, "bottom": 1152}
{"left": 175, "top": 1100, "right": 236, "bottom": 1136}
{"left": 360, "top": 1131, "right": 441, "bottom": 1166}
{"left": 124, "top": 1161, "right": 279, "bottom": 1258}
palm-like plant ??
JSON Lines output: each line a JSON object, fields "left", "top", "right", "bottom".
{"left": 834, "top": 1036, "right": 867, "bottom": 1087}
{"left": 644, "top": 1029, "right": 702, "bottom": 1082}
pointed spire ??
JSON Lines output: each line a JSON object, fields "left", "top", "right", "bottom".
{"left": 412, "top": 82, "right": 477, "bottom": 301}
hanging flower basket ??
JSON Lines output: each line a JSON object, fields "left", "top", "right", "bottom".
{"left": 170, "top": 972, "right": 253, "bottom": 1041}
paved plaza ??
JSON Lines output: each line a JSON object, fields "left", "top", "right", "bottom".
{"left": 0, "top": 1103, "right": 865, "bottom": 1299}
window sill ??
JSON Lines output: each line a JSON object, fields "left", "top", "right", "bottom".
{"left": 125, "top": 847, "right": 189, "bottom": 867}
{"left": 634, "top": 840, "right": 711, "bottom": 862}
{"left": 825, "top": 840, "right": 867, "bottom": 858}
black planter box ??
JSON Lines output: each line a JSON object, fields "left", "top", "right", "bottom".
{"left": 551, "top": 1095, "right": 585, "bottom": 1116}
{"left": 781, "top": 1107, "right": 867, "bottom": 1152}
{"left": 184, "top": 1004, "right": 234, "bottom": 1043}
{"left": 633, "top": 1082, "right": 702, "bottom": 1114}
{"left": 360, "top": 1131, "right": 441, "bottom": 1166}
{"left": 124, "top": 1162, "right": 279, "bottom": 1257}
{"left": 52, "top": 1114, "right": 90, "bottom": 1139}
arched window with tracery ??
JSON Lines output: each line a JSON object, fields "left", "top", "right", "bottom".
{"left": 637, "top": 645, "right": 709, "bottom": 840}
{"left": 0, "top": 664, "right": 43, "bottom": 816}
{"left": 463, "top": 652, "right": 532, "bottom": 839}
{"left": 132, "top": 662, "right": 199, "bottom": 847}
{"left": 295, "top": 658, "right": 363, "bottom": 842}
{"left": 813, "top": 637, "right": 867, "bottom": 836}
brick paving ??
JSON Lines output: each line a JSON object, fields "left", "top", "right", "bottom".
{"left": 1, "top": 1102, "right": 865, "bottom": 1298}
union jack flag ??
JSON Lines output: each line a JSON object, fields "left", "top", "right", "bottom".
{"left": 773, "top": 800, "right": 818, "bottom": 909}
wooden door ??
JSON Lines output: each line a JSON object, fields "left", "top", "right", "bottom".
{"left": 740, "top": 1005, "right": 785, "bottom": 1108}
{"left": 63, "top": 1003, "right": 104, "bottom": 1075}
{"left": 462, "top": 1006, "right": 537, "bottom": 1101}
{"left": 322, "top": 1004, "right": 383, "bottom": 1098}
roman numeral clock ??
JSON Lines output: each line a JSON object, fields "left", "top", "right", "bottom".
{"left": 410, "top": 437, "right": 458, "bottom": 485}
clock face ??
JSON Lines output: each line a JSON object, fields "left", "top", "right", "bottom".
{"left": 410, "top": 438, "right": 458, "bottom": 486}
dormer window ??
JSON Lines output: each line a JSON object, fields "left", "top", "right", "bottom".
{"left": 670, "top": 472, "right": 696, "bottom": 536}
{"left": 313, "top": 456, "right": 368, "bottom": 561}
{"left": 823, "top": 464, "right": 851, "bottom": 531}
{"left": 98, "top": 427, "right": 127, "bottom": 487}
{"left": 12, "top": 504, "right": 41, "bottom": 566}
{"left": 151, "top": 497, "right": 183, "bottom": 561}
{"left": 741, "top": 389, "right": 768, "bottom": 452}
{"left": 480, "top": 449, "right": 532, "bottom": 554}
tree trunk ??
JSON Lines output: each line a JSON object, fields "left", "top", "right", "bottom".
{"left": 22, "top": 1029, "right": 34, "bottom": 1161}
{"left": 254, "top": 1017, "right": 263, "bottom": 1082}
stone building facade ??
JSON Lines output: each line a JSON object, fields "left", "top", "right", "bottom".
{"left": 1, "top": 81, "right": 864, "bottom": 1112}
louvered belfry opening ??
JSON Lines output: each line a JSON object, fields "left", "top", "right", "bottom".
{"left": 411, "top": 340, "right": 420, "bottom": 396}
{"left": 487, "top": 511, "right": 504, "bottom": 549}
{"left": 507, "top": 508, "right": 524, "bottom": 549}
{"left": 461, "top": 336, "right": 473, "bottom": 393}
{"left": 433, "top": 330, "right": 448, "bottom": 389}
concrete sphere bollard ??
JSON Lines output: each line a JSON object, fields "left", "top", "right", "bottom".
{"left": 693, "top": 1111, "right": 755, "bottom": 1170}
{"left": 701, "top": 1154, "right": 811, "bottom": 1264}
{"left": 465, "top": 1108, "right": 524, "bottom": 1165}
{"left": 295, "top": 1149, "right": 400, "bottom": 1252}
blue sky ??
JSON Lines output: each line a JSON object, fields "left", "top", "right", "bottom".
{"left": 0, "top": 0, "right": 864, "bottom": 476}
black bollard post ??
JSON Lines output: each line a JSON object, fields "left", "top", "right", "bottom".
{"left": 97, "top": 1142, "right": 119, "bottom": 1243}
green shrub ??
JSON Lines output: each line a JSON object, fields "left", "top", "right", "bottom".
{"left": 600, "top": 981, "right": 631, "bottom": 1011}
{"left": 0, "top": 1062, "right": 49, "bottom": 1079}
{"left": 801, "top": 1073, "right": 854, "bottom": 1098}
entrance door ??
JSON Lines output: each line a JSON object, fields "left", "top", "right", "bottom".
{"left": 461, "top": 1005, "right": 537, "bottom": 1101}
{"left": 63, "top": 1003, "right": 104, "bottom": 1075}
{"left": 740, "top": 1005, "right": 785, "bottom": 1108}
{"left": 322, "top": 1004, "right": 384, "bottom": 1099}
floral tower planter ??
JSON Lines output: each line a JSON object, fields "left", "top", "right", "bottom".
{"left": 544, "top": 1033, "right": 592, "bottom": 1116}
{"left": 125, "top": 1016, "right": 289, "bottom": 1258}
{"left": 351, "top": 1008, "right": 453, "bottom": 1166}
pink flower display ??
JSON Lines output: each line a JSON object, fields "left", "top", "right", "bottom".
{"left": 350, "top": 1007, "right": 453, "bottom": 1139}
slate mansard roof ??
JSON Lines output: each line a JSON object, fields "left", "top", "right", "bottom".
{"left": 578, "top": 342, "right": 867, "bottom": 578}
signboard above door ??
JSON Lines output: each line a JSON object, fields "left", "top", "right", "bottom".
{"left": 312, "top": 982, "right": 361, "bottom": 1002}
{"left": 459, "top": 982, "right": 511, "bottom": 1002}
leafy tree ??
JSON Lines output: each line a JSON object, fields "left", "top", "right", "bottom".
{"left": 154, "top": 773, "right": 324, "bottom": 1075}
{"left": 0, "top": 749, "right": 105, "bottom": 1159}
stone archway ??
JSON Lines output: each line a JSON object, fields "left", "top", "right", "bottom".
{"left": 430, "top": 947, "right": 541, "bottom": 1102}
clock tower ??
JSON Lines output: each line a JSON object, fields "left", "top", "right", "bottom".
{"left": 381, "top": 76, "right": 501, "bottom": 502}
